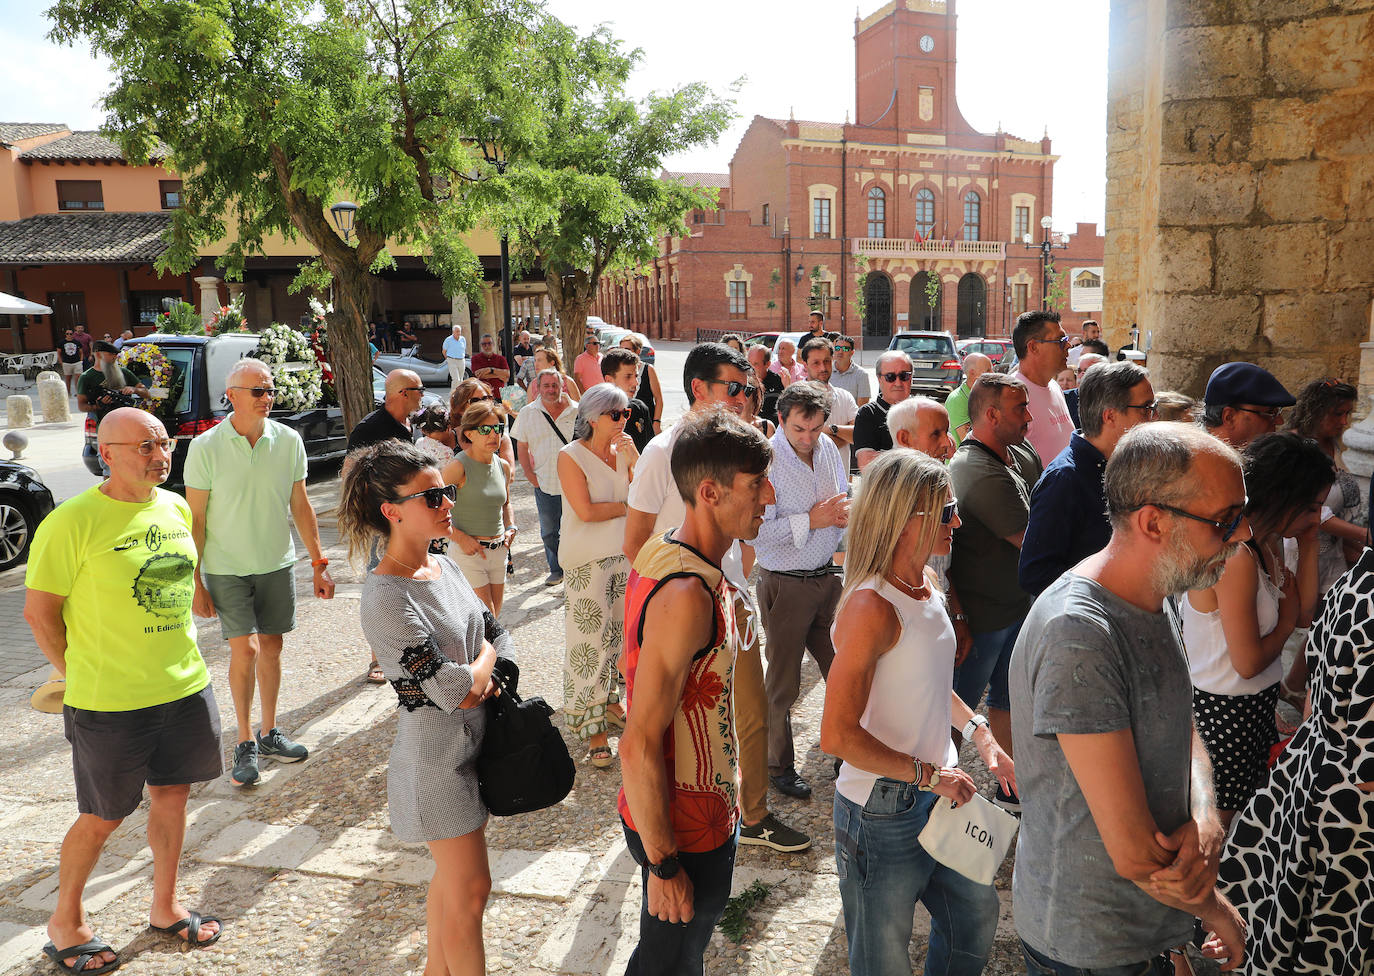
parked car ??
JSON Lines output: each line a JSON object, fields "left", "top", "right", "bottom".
{"left": 886, "top": 331, "right": 963, "bottom": 399}
{"left": 768, "top": 331, "right": 812, "bottom": 366}
{"left": 597, "top": 328, "right": 657, "bottom": 365}
{"left": 0, "top": 459, "right": 54, "bottom": 571}
{"left": 744, "top": 331, "right": 783, "bottom": 351}
{"left": 956, "top": 337, "right": 1014, "bottom": 365}
{"left": 372, "top": 366, "right": 445, "bottom": 411}
{"left": 373, "top": 345, "right": 453, "bottom": 386}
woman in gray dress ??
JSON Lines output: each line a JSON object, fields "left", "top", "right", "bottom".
{"left": 339, "top": 440, "right": 513, "bottom": 976}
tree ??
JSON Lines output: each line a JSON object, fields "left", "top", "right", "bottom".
{"left": 48, "top": 0, "right": 562, "bottom": 429}
{"left": 492, "top": 29, "right": 736, "bottom": 359}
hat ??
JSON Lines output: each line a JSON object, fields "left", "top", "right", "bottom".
{"left": 30, "top": 670, "right": 65, "bottom": 714}
{"left": 93, "top": 340, "right": 118, "bottom": 354}
{"left": 1204, "top": 363, "right": 1296, "bottom": 408}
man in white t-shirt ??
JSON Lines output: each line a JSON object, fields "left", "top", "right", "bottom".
{"left": 799, "top": 337, "right": 857, "bottom": 473}
{"left": 441, "top": 325, "right": 467, "bottom": 391}
{"left": 1012, "top": 310, "right": 1074, "bottom": 467}
{"left": 511, "top": 370, "right": 577, "bottom": 585}
{"left": 624, "top": 343, "right": 811, "bottom": 855}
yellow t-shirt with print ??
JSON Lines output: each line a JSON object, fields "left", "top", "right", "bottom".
{"left": 26, "top": 485, "right": 209, "bottom": 711}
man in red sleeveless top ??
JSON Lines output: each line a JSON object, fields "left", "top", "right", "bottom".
{"left": 618, "top": 409, "right": 774, "bottom": 974}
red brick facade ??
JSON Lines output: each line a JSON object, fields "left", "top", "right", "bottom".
{"left": 595, "top": 0, "right": 1105, "bottom": 344}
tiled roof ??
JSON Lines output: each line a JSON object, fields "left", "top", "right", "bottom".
{"left": 18, "top": 131, "right": 168, "bottom": 162}
{"left": 0, "top": 212, "right": 173, "bottom": 264}
{"left": 764, "top": 116, "right": 845, "bottom": 137}
{"left": 661, "top": 170, "right": 730, "bottom": 188}
{"left": 0, "top": 123, "right": 69, "bottom": 144}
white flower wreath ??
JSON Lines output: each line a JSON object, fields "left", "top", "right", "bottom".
{"left": 250, "top": 324, "right": 324, "bottom": 412}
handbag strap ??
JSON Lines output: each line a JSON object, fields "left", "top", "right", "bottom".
{"left": 541, "top": 408, "right": 569, "bottom": 445}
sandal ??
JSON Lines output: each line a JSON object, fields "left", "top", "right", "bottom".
{"left": 149, "top": 911, "right": 223, "bottom": 948}
{"left": 606, "top": 708, "right": 626, "bottom": 732}
{"left": 366, "top": 662, "right": 387, "bottom": 685}
{"left": 42, "top": 939, "right": 120, "bottom": 975}
{"left": 587, "top": 745, "right": 615, "bottom": 769}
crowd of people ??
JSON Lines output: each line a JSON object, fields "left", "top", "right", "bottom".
{"left": 20, "top": 309, "right": 1374, "bottom": 976}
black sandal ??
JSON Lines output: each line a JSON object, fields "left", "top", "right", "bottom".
{"left": 42, "top": 938, "right": 121, "bottom": 974}
{"left": 149, "top": 911, "right": 223, "bottom": 948}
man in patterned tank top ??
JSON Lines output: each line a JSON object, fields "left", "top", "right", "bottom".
{"left": 618, "top": 409, "right": 774, "bottom": 975}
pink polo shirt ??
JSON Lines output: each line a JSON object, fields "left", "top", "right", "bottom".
{"left": 1015, "top": 370, "right": 1074, "bottom": 465}
{"left": 573, "top": 351, "right": 604, "bottom": 392}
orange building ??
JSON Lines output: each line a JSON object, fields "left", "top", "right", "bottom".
{"left": 593, "top": 0, "right": 1105, "bottom": 345}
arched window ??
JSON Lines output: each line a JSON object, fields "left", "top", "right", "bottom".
{"left": 914, "top": 188, "right": 935, "bottom": 240}
{"left": 867, "top": 187, "right": 886, "bottom": 239}
{"left": 962, "top": 191, "right": 981, "bottom": 241}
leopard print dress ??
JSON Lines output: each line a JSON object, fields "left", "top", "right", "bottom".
{"left": 1218, "top": 547, "right": 1374, "bottom": 976}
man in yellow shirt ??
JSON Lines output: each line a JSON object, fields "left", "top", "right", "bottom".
{"left": 25, "top": 408, "right": 224, "bottom": 974}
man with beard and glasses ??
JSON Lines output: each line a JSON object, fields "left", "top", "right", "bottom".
{"left": 1009, "top": 422, "right": 1248, "bottom": 976}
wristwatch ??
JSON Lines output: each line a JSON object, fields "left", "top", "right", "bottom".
{"left": 648, "top": 854, "right": 680, "bottom": 880}
{"left": 829, "top": 423, "right": 839, "bottom": 436}
{"left": 962, "top": 714, "right": 990, "bottom": 741}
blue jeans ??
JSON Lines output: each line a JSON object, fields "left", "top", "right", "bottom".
{"left": 533, "top": 487, "right": 562, "bottom": 576}
{"left": 1020, "top": 939, "right": 1173, "bottom": 976}
{"left": 835, "top": 779, "right": 999, "bottom": 976}
{"left": 953, "top": 618, "right": 1022, "bottom": 712}
{"left": 622, "top": 821, "right": 738, "bottom": 976}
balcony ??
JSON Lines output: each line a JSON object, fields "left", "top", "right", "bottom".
{"left": 852, "top": 238, "right": 1006, "bottom": 261}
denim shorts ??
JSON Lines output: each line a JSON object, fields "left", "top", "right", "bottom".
{"left": 203, "top": 567, "right": 296, "bottom": 639}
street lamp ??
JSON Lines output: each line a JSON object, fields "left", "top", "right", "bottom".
{"left": 1021, "top": 214, "right": 1067, "bottom": 312}
{"left": 478, "top": 116, "right": 514, "bottom": 367}
{"left": 329, "top": 201, "right": 358, "bottom": 243}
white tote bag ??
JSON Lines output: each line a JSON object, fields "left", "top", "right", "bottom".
{"left": 917, "top": 792, "right": 1019, "bottom": 886}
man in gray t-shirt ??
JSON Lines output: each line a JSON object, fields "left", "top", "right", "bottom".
{"left": 1009, "top": 422, "right": 1247, "bottom": 974}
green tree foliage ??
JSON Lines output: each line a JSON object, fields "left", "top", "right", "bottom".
{"left": 47, "top": 0, "right": 560, "bottom": 428}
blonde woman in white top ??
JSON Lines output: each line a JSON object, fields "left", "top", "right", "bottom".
{"left": 557, "top": 383, "right": 638, "bottom": 768}
{"left": 820, "top": 448, "right": 1015, "bottom": 976}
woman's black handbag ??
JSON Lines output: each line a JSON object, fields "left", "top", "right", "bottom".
{"left": 477, "top": 658, "right": 576, "bottom": 816}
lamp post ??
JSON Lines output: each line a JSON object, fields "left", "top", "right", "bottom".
{"left": 478, "top": 117, "right": 514, "bottom": 368}
{"left": 1021, "top": 214, "right": 1067, "bottom": 312}
{"left": 329, "top": 201, "right": 358, "bottom": 243}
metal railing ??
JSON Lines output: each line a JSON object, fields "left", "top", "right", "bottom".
{"left": 852, "top": 239, "right": 1007, "bottom": 260}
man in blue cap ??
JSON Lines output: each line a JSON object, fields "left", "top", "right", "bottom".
{"left": 1201, "top": 363, "right": 1296, "bottom": 449}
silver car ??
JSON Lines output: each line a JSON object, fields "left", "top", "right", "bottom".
{"left": 373, "top": 345, "right": 454, "bottom": 387}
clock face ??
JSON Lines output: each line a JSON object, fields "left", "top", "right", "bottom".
{"left": 920, "top": 34, "right": 934, "bottom": 53}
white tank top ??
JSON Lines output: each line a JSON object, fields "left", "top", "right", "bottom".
{"left": 834, "top": 577, "right": 960, "bottom": 807}
{"left": 557, "top": 440, "right": 630, "bottom": 568}
{"left": 1182, "top": 547, "right": 1284, "bottom": 696}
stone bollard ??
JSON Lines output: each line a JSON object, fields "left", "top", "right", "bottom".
{"left": 36, "top": 370, "right": 61, "bottom": 386}
{"left": 38, "top": 377, "right": 70, "bottom": 423}
{"left": 6, "top": 395, "right": 33, "bottom": 428}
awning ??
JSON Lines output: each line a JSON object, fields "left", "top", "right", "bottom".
{"left": 0, "top": 290, "right": 52, "bottom": 315}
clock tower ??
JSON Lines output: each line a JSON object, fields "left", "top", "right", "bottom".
{"left": 853, "top": 0, "right": 978, "bottom": 136}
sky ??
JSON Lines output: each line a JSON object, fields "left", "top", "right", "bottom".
{"left": 0, "top": 0, "right": 1108, "bottom": 231}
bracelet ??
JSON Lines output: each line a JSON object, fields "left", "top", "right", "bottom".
{"left": 950, "top": 611, "right": 968, "bottom": 623}
{"left": 311, "top": 558, "right": 330, "bottom": 568}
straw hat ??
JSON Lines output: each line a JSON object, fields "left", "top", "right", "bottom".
{"left": 30, "top": 670, "right": 65, "bottom": 714}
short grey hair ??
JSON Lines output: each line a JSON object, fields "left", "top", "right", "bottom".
{"left": 228, "top": 358, "right": 272, "bottom": 387}
{"left": 776, "top": 381, "right": 832, "bottom": 423}
{"left": 574, "top": 382, "right": 630, "bottom": 440}
{"left": 1104, "top": 422, "right": 1240, "bottom": 530}
{"left": 875, "top": 350, "right": 912, "bottom": 376}
{"left": 535, "top": 367, "right": 562, "bottom": 389}
{"left": 1079, "top": 361, "right": 1149, "bottom": 437}
{"left": 886, "top": 395, "right": 942, "bottom": 436}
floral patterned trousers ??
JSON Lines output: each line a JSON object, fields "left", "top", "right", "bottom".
{"left": 563, "top": 554, "right": 628, "bottom": 739}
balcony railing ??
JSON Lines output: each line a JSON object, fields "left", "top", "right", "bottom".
{"left": 852, "top": 238, "right": 1007, "bottom": 260}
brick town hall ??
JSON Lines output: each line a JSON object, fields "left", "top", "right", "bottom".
{"left": 594, "top": 0, "right": 1105, "bottom": 343}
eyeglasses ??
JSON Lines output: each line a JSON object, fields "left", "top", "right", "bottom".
{"left": 917, "top": 499, "right": 959, "bottom": 525}
{"left": 230, "top": 385, "right": 276, "bottom": 399}
{"left": 394, "top": 484, "right": 458, "bottom": 509}
{"left": 468, "top": 423, "right": 502, "bottom": 435}
{"left": 106, "top": 438, "right": 175, "bottom": 456}
{"left": 1125, "top": 400, "right": 1158, "bottom": 416}
{"left": 1235, "top": 406, "right": 1283, "bottom": 422}
{"left": 467, "top": 394, "right": 496, "bottom": 404}
{"left": 1031, "top": 335, "right": 1071, "bottom": 348}
{"left": 880, "top": 371, "right": 913, "bottom": 383}
{"left": 707, "top": 378, "right": 749, "bottom": 398}
{"left": 1130, "top": 502, "right": 1246, "bottom": 542}
{"left": 602, "top": 409, "right": 629, "bottom": 421}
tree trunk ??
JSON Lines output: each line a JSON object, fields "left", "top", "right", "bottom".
{"left": 328, "top": 263, "right": 375, "bottom": 432}
{"left": 546, "top": 264, "right": 598, "bottom": 366}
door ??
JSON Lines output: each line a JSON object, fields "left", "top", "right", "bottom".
{"left": 48, "top": 292, "right": 87, "bottom": 352}
{"left": 910, "top": 271, "right": 942, "bottom": 330}
{"left": 863, "top": 273, "right": 892, "bottom": 338}
{"left": 956, "top": 274, "right": 985, "bottom": 338}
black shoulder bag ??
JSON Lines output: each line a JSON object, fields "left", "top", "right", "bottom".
{"left": 477, "top": 657, "right": 576, "bottom": 816}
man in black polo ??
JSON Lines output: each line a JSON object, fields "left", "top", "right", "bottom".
{"left": 853, "top": 349, "right": 913, "bottom": 472}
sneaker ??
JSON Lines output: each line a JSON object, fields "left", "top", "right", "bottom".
{"left": 230, "top": 740, "right": 260, "bottom": 787}
{"left": 544, "top": 572, "right": 564, "bottom": 586}
{"left": 993, "top": 784, "right": 1021, "bottom": 815}
{"left": 256, "top": 727, "right": 309, "bottom": 763}
{"left": 738, "top": 813, "right": 811, "bottom": 852}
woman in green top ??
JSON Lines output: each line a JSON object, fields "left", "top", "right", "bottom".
{"left": 441, "top": 403, "right": 516, "bottom": 618}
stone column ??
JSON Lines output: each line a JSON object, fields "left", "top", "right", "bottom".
{"left": 226, "top": 281, "right": 245, "bottom": 304}
{"left": 194, "top": 276, "right": 221, "bottom": 327}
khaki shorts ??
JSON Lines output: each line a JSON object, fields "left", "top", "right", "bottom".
{"left": 61, "top": 361, "right": 82, "bottom": 376}
{"left": 452, "top": 544, "right": 506, "bottom": 589}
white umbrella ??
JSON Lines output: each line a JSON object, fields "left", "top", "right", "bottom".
{"left": 0, "top": 291, "right": 52, "bottom": 315}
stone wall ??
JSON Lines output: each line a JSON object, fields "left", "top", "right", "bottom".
{"left": 1105, "top": 0, "right": 1374, "bottom": 401}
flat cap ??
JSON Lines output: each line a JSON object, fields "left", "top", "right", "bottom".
{"left": 1203, "top": 362, "right": 1295, "bottom": 408}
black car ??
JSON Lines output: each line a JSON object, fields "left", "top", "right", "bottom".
{"left": 0, "top": 459, "right": 55, "bottom": 571}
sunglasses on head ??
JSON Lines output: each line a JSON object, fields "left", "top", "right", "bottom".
{"left": 918, "top": 499, "right": 959, "bottom": 525}
{"left": 394, "top": 484, "right": 458, "bottom": 509}
{"left": 230, "top": 385, "right": 276, "bottom": 399}
{"left": 602, "top": 409, "right": 629, "bottom": 421}
{"left": 880, "top": 370, "right": 913, "bottom": 383}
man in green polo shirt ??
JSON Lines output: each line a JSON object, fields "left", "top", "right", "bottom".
{"left": 185, "top": 358, "right": 335, "bottom": 788}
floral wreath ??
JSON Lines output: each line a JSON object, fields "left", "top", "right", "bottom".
{"left": 249, "top": 324, "right": 324, "bottom": 412}
{"left": 116, "top": 342, "right": 179, "bottom": 418}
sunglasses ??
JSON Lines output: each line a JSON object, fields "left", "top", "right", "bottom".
{"left": 880, "top": 371, "right": 913, "bottom": 383}
{"left": 401, "top": 386, "right": 425, "bottom": 394}
{"left": 467, "top": 394, "right": 496, "bottom": 404}
{"left": 394, "top": 484, "right": 458, "bottom": 509}
{"left": 707, "top": 378, "right": 749, "bottom": 397}
{"left": 602, "top": 409, "right": 629, "bottom": 421}
{"left": 468, "top": 423, "right": 502, "bottom": 435}
{"left": 834, "top": 345, "right": 853, "bottom": 352}
{"left": 1031, "top": 335, "right": 1071, "bottom": 347}
{"left": 917, "top": 499, "right": 959, "bottom": 525}
{"left": 230, "top": 385, "right": 276, "bottom": 399}
{"left": 1131, "top": 502, "right": 1246, "bottom": 542}
{"left": 106, "top": 437, "right": 175, "bottom": 456}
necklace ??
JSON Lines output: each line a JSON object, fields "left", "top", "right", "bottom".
{"left": 384, "top": 551, "right": 424, "bottom": 574}
{"left": 891, "top": 570, "right": 930, "bottom": 599}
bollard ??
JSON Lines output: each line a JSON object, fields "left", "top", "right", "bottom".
{"left": 38, "top": 377, "right": 70, "bottom": 423}
{"left": 6, "top": 395, "right": 33, "bottom": 428}
{"left": 36, "top": 370, "right": 61, "bottom": 386}
{"left": 3, "top": 430, "right": 27, "bottom": 459}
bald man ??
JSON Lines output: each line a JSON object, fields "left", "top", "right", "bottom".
{"left": 26, "top": 408, "right": 223, "bottom": 971}
{"left": 945, "top": 352, "right": 992, "bottom": 446}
